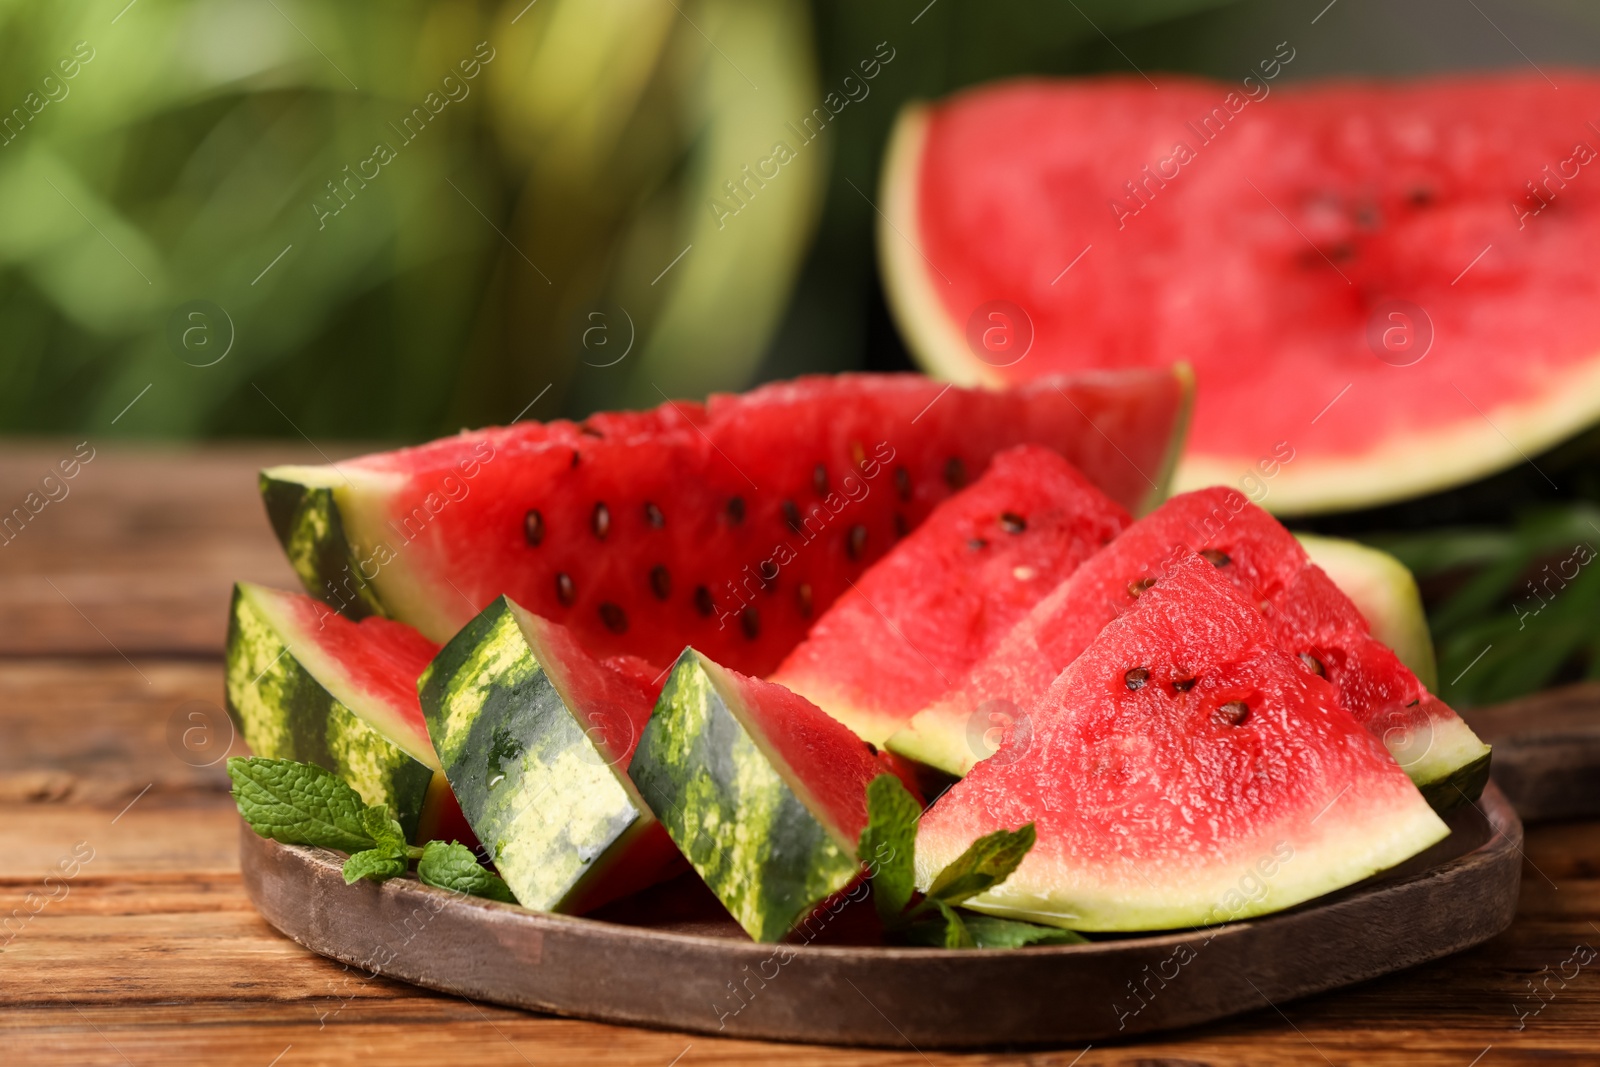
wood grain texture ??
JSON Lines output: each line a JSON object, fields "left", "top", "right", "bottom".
{"left": 1, "top": 447, "right": 1599, "bottom": 1064}
{"left": 1462, "top": 684, "right": 1600, "bottom": 823}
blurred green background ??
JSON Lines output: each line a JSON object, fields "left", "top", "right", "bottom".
{"left": 4, "top": 0, "right": 1600, "bottom": 708}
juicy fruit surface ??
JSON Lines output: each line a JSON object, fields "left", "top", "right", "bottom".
{"left": 914, "top": 553, "right": 1450, "bottom": 931}
{"left": 1297, "top": 533, "right": 1438, "bottom": 691}
{"left": 892, "top": 74, "right": 1600, "bottom": 511}
{"left": 771, "top": 445, "right": 1130, "bottom": 743}
{"left": 262, "top": 370, "right": 1190, "bottom": 674}
{"left": 629, "top": 650, "right": 884, "bottom": 941}
{"left": 417, "top": 597, "right": 677, "bottom": 913}
{"left": 224, "top": 583, "right": 467, "bottom": 843}
{"left": 890, "top": 489, "right": 1487, "bottom": 795}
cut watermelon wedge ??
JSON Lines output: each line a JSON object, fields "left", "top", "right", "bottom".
{"left": 770, "top": 445, "right": 1129, "bottom": 743}
{"left": 888, "top": 488, "right": 1489, "bottom": 808}
{"left": 629, "top": 648, "right": 885, "bottom": 942}
{"left": 417, "top": 597, "right": 682, "bottom": 914}
{"left": 260, "top": 371, "right": 1190, "bottom": 676}
{"left": 881, "top": 73, "right": 1600, "bottom": 513}
{"left": 224, "top": 583, "right": 472, "bottom": 845}
{"left": 914, "top": 552, "right": 1451, "bottom": 932}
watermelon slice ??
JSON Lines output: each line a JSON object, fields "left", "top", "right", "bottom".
{"left": 417, "top": 596, "right": 682, "bottom": 914}
{"left": 881, "top": 73, "right": 1600, "bottom": 514}
{"left": 914, "top": 551, "right": 1451, "bottom": 932}
{"left": 260, "top": 371, "right": 1190, "bottom": 676}
{"left": 1298, "top": 533, "right": 1438, "bottom": 692}
{"left": 223, "top": 583, "right": 472, "bottom": 845}
{"left": 888, "top": 488, "right": 1489, "bottom": 808}
{"left": 770, "top": 445, "right": 1130, "bottom": 743}
{"left": 628, "top": 648, "right": 884, "bottom": 942}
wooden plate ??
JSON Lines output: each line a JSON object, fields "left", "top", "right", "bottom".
{"left": 239, "top": 783, "right": 1522, "bottom": 1050}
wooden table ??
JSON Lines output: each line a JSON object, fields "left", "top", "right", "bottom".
{"left": 2, "top": 444, "right": 1596, "bottom": 1066}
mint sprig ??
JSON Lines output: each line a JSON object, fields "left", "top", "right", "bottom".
{"left": 229, "top": 757, "right": 511, "bottom": 902}
{"left": 855, "top": 773, "right": 1086, "bottom": 949}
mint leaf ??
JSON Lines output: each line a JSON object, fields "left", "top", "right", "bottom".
{"left": 903, "top": 900, "right": 974, "bottom": 948}
{"left": 856, "top": 774, "right": 921, "bottom": 924}
{"left": 228, "top": 757, "right": 374, "bottom": 853}
{"left": 343, "top": 848, "right": 409, "bottom": 885}
{"left": 417, "top": 840, "right": 516, "bottom": 903}
{"left": 924, "top": 823, "right": 1036, "bottom": 907}
{"left": 360, "top": 804, "right": 412, "bottom": 857}
{"left": 962, "top": 913, "right": 1087, "bottom": 948}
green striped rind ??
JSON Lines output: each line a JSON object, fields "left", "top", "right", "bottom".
{"left": 628, "top": 649, "right": 860, "bottom": 943}
{"left": 1417, "top": 741, "right": 1493, "bottom": 812}
{"left": 223, "top": 584, "right": 433, "bottom": 838}
{"left": 259, "top": 468, "right": 383, "bottom": 620}
{"left": 417, "top": 597, "right": 648, "bottom": 912}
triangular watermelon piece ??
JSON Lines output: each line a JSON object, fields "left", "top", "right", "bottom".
{"left": 259, "top": 371, "right": 1190, "bottom": 677}
{"left": 769, "top": 445, "right": 1131, "bottom": 743}
{"left": 629, "top": 648, "right": 886, "bottom": 942}
{"left": 224, "top": 583, "right": 472, "bottom": 845}
{"left": 417, "top": 597, "right": 683, "bottom": 914}
{"left": 889, "top": 488, "right": 1489, "bottom": 807}
{"left": 881, "top": 73, "right": 1600, "bottom": 514}
{"left": 914, "top": 551, "right": 1450, "bottom": 932}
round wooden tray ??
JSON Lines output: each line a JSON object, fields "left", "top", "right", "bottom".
{"left": 239, "top": 783, "right": 1522, "bottom": 1049}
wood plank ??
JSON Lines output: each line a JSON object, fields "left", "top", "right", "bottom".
{"left": 0, "top": 443, "right": 349, "bottom": 657}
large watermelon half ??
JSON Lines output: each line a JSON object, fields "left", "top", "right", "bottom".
{"left": 771, "top": 445, "right": 1130, "bottom": 743}
{"left": 260, "top": 371, "right": 1189, "bottom": 676}
{"left": 888, "top": 488, "right": 1489, "bottom": 806}
{"left": 223, "top": 583, "right": 472, "bottom": 846}
{"left": 881, "top": 73, "right": 1600, "bottom": 514}
{"left": 914, "top": 551, "right": 1450, "bottom": 932}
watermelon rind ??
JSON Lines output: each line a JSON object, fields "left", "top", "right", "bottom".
{"left": 629, "top": 649, "right": 861, "bottom": 943}
{"left": 260, "top": 467, "right": 385, "bottom": 621}
{"left": 224, "top": 583, "right": 440, "bottom": 841}
{"left": 1296, "top": 534, "right": 1437, "bottom": 691}
{"left": 416, "top": 596, "right": 663, "bottom": 913}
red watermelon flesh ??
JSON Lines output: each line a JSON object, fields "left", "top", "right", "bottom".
{"left": 770, "top": 445, "right": 1131, "bottom": 744}
{"left": 882, "top": 73, "right": 1600, "bottom": 513}
{"left": 889, "top": 488, "right": 1489, "bottom": 804}
{"left": 913, "top": 551, "right": 1450, "bottom": 932}
{"left": 262, "top": 371, "right": 1189, "bottom": 678}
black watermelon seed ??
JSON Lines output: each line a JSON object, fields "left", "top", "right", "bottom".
{"left": 1300, "top": 652, "right": 1326, "bottom": 677}
{"left": 813, "top": 464, "right": 829, "bottom": 496}
{"left": 650, "top": 565, "right": 671, "bottom": 600}
{"left": 726, "top": 496, "right": 745, "bottom": 525}
{"left": 783, "top": 499, "right": 803, "bottom": 534}
{"left": 599, "top": 602, "right": 628, "bottom": 633}
{"left": 569, "top": 450, "right": 580, "bottom": 469}
{"left": 523, "top": 509, "right": 545, "bottom": 546}
{"left": 1406, "top": 698, "right": 1420, "bottom": 707}
{"left": 693, "top": 585, "right": 715, "bottom": 617}
{"left": 1127, "top": 577, "right": 1155, "bottom": 598}
{"left": 968, "top": 537, "right": 989, "bottom": 551}
{"left": 847, "top": 524, "right": 867, "bottom": 560}
{"left": 894, "top": 513, "right": 909, "bottom": 539}
{"left": 591, "top": 502, "right": 610, "bottom": 540}
{"left": 999, "top": 512, "right": 1026, "bottom": 534}
{"left": 1124, "top": 668, "right": 1149, "bottom": 691}
{"left": 1407, "top": 186, "right": 1435, "bottom": 206}
{"left": 796, "top": 583, "right": 813, "bottom": 617}
{"left": 944, "top": 457, "right": 968, "bottom": 490}
{"left": 643, "top": 501, "right": 665, "bottom": 529}
{"left": 555, "top": 572, "right": 575, "bottom": 606}
{"left": 1328, "top": 242, "right": 1355, "bottom": 262}
{"left": 1200, "top": 549, "right": 1230, "bottom": 567}
{"left": 1215, "top": 700, "right": 1249, "bottom": 726}
{"left": 894, "top": 467, "right": 912, "bottom": 501}
{"left": 864, "top": 740, "right": 879, "bottom": 755}
{"left": 1173, "top": 677, "right": 1196, "bottom": 693}
{"left": 740, "top": 605, "right": 760, "bottom": 639}
{"left": 580, "top": 424, "right": 604, "bottom": 438}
